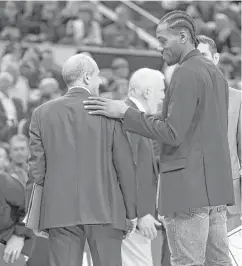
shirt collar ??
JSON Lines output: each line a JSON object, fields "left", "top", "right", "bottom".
{"left": 68, "top": 86, "right": 91, "bottom": 94}
{"left": 179, "top": 49, "right": 201, "bottom": 65}
{"left": 129, "top": 97, "right": 146, "bottom": 112}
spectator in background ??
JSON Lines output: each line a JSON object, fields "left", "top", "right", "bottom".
{"left": 20, "top": 48, "right": 42, "bottom": 89}
{"left": 103, "top": 4, "right": 143, "bottom": 49}
{"left": 1, "top": 62, "right": 29, "bottom": 111}
{"left": 112, "top": 58, "right": 130, "bottom": 80}
{"left": 0, "top": 145, "right": 9, "bottom": 172}
{"left": 0, "top": 1, "right": 22, "bottom": 41}
{"left": 0, "top": 72, "right": 24, "bottom": 142}
{"left": 39, "top": 1, "right": 64, "bottom": 43}
{"left": 65, "top": 2, "right": 102, "bottom": 46}
{"left": 39, "top": 77, "right": 62, "bottom": 104}
{"left": 8, "top": 134, "right": 29, "bottom": 188}
{"left": 0, "top": 168, "right": 35, "bottom": 264}
{"left": 40, "top": 48, "right": 66, "bottom": 93}
{"left": 18, "top": 98, "right": 40, "bottom": 139}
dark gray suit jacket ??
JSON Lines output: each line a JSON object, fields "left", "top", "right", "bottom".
{"left": 125, "top": 98, "right": 159, "bottom": 218}
{"left": 123, "top": 49, "right": 234, "bottom": 215}
{"left": 27, "top": 87, "right": 137, "bottom": 230}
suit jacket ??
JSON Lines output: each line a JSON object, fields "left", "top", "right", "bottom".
{"left": 123, "top": 49, "right": 234, "bottom": 215}
{"left": 0, "top": 97, "right": 25, "bottom": 142}
{"left": 227, "top": 87, "right": 241, "bottom": 214}
{"left": 27, "top": 87, "right": 137, "bottom": 231}
{"left": 125, "top": 98, "right": 158, "bottom": 218}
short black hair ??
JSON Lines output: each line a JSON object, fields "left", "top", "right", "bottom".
{"left": 197, "top": 35, "right": 217, "bottom": 55}
{"left": 158, "top": 10, "right": 199, "bottom": 47}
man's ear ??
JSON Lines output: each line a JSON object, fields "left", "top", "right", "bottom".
{"left": 83, "top": 72, "right": 90, "bottom": 85}
{"left": 180, "top": 30, "right": 188, "bottom": 44}
{"left": 143, "top": 88, "right": 151, "bottom": 99}
{"left": 213, "top": 53, "right": 220, "bottom": 66}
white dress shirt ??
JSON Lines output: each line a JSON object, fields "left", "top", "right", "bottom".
{"left": 129, "top": 97, "right": 146, "bottom": 113}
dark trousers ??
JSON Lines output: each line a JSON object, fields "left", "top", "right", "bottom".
{"left": 48, "top": 224, "right": 123, "bottom": 266}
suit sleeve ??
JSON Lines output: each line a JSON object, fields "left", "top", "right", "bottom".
{"left": 112, "top": 121, "right": 137, "bottom": 220}
{"left": 237, "top": 99, "right": 241, "bottom": 171}
{"left": 26, "top": 109, "right": 46, "bottom": 206}
{"left": 123, "top": 68, "right": 198, "bottom": 146}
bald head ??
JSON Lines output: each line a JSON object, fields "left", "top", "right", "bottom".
{"left": 129, "top": 68, "right": 165, "bottom": 114}
{"left": 39, "top": 78, "right": 59, "bottom": 90}
{"left": 129, "top": 68, "right": 165, "bottom": 95}
{"left": 62, "top": 53, "right": 98, "bottom": 88}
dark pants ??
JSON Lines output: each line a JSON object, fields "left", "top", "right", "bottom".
{"left": 48, "top": 224, "right": 123, "bottom": 266}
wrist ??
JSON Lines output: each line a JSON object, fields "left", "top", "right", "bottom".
{"left": 121, "top": 105, "right": 129, "bottom": 117}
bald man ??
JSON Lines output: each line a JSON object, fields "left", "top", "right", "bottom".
{"left": 27, "top": 54, "right": 138, "bottom": 266}
{"left": 121, "top": 68, "right": 165, "bottom": 266}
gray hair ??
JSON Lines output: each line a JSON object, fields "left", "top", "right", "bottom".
{"left": 62, "top": 53, "right": 97, "bottom": 87}
{"left": 129, "top": 68, "right": 165, "bottom": 95}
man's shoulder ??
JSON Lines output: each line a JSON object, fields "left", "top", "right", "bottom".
{"left": 34, "top": 96, "right": 64, "bottom": 115}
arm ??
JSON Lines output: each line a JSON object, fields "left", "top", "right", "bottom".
{"left": 237, "top": 99, "right": 241, "bottom": 171}
{"left": 26, "top": 109, "right": 46, "bottom": 206}
{"left": 123, "top": 69, "right": 198, "bottom": 146}
{"left": 112, "top": 120, "right": 137, "bottom": 220}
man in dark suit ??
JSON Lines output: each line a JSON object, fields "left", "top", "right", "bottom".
{"left": 83, "top": 11, "right": 234, "bottom": 266}
{"left": 0, "top": 72, "right": 24, "bottom": 142}
{"left": 197, "top": 35, "right": 241, "bottom": 232}
{"left": 121, "top": 68, "right": 164, "bottom": 266}
{"left": 27, "top": 53, "right": 137, "bottom": 266}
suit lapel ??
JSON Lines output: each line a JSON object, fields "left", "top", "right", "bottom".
{"left": 126, "top": 98, "right": 159, "bottom": 178}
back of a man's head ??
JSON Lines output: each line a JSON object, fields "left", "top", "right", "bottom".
{"left": 62, "top": 53, "right": 97, "bottom": 89}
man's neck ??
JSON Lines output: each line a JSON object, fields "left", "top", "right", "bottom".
{"left": 129, "top": 96, "right": 147, "bottom": 113}
{"left": 179, "top": 45, "right": 196, "bottom": 64}
{"left": 68, "top": 85, "right": 91, "bottom": 94}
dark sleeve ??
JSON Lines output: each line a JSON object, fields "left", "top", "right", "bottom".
{"left": 26, "top": 109, "right": 46, "bottom": 206}
{"left": 2, "top": 173, "right": 35, "bottom": 246}
{"left": 237, "top": 99, "right": 241, "bottom": 168}
{"left": 112, "top": 120, "right": 137, "bottom": 219}
{"left": 123, "top": 68, "right": 198, "bottom": 146}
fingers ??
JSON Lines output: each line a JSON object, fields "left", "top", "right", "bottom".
{"left": 83, "top": 98, "right": 107, "bottom": 106}
{"left": 3, "top": 249, "right": 10, "bottom": 264}
{"left": 88, "top": 111, "right": 107, "bottom": 116}
{"left": 88, "top": 97, "right": 108, "bottom": 102}
{"left": 153, "top": 218, "right": 162, "bottom": 226}
{"left": 84, "top": 105, "right": 106, "bottom": 110}
{"left": 11, "top": 250, "right": 20, "bottom": 264}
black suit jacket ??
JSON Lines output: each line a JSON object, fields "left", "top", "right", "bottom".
{"left": 125, "top": 98, "right": 158, "bottom": 218}
{"left": 0, "top": 97, "right": 25, "bottom": 142}
{"left": 123, "top": 49, "right": 234, "bottom": 215}
{"left": 27, "top": 87, "right": 137, "bottom": 231}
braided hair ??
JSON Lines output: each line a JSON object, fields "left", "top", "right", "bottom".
{"left": 159, "top": 10, "right": 199, "bottom": 48}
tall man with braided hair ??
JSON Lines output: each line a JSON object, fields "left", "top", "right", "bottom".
{"left": 84, "top": 10, "right": 234, "bottom": 266}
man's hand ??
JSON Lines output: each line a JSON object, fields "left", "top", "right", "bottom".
{"left": 3, "top": 235, "right": 24, "bottom": 264}
{"left": 83, "top": 97, "right": 129, "bottom": 118}
{"left": 138, "top": 214, "right": 162, "bottom": 240}
{"left": 123, "top": 218, "right": 138, "bottom": 239}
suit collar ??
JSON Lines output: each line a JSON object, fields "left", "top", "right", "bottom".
{"left": 65, "top": 87, "right": 91, "bottom": 97}
{"left": 126, "top": 98, "right": 138, "bottom": 109}
{"left": 180, "top": 49, "right": 201, "bottom": 65}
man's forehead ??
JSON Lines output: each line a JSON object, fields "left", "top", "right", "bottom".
{"left": 156, "top": 23, "right": 170, "bottom": 37}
